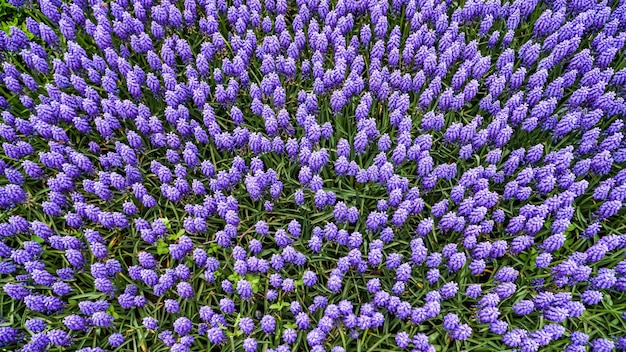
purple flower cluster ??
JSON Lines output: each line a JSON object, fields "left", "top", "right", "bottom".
{"left": 0, "top": 0, "right": 626, "bottom": 350}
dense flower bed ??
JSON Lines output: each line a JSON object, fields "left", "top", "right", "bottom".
{"left": 1, "top": 0, "right": 626, "bottom": 350}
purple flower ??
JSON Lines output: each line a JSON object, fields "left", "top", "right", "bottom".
{"left": 208, "top": 327, "right": 226, "bottom": 344}
{"left": 177, "top": 282, "right": 194, "bottom": 299}
{"left": 451, "top": 324, "right": 472, "bottom": 340}
{"left": 260, "top": 315, "right": 276, "bottom": 334}
{"left": 243, "top": 337, "right": 258, "bottom": 352}
{"left": 440, "top": 282, "right": 459, "bottom": 299}
{"left": 64, "top": 315, "right": 87, "bottom": 331}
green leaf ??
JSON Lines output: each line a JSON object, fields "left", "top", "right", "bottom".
{"left": 156, "top": 239, "right": 169, "bottom": 255}
{"left": 269, "top": 301, "right": 290, "bottom": 310}
{"left": 107, "top": 304, "right": 119, "bottom": 319}
{"left": 244, "top": 274, "right": 260, "bottom": 293}
{"left": 246, "top": 274, "right": 260, "bottom": 285}
{"left": 32, "top": 236, "right": 45, "bottom": 243}
{"left": 228, "top": 274, "right": 242, "bottom": 282}
{"left": 208, "top": 243, "right": 221, "bottom": 254}
{"left": 167, "top": 229, "right": 185, "bottom": 241}
{"left": 604, "top": 293, "right": 613, "bottom": 306}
